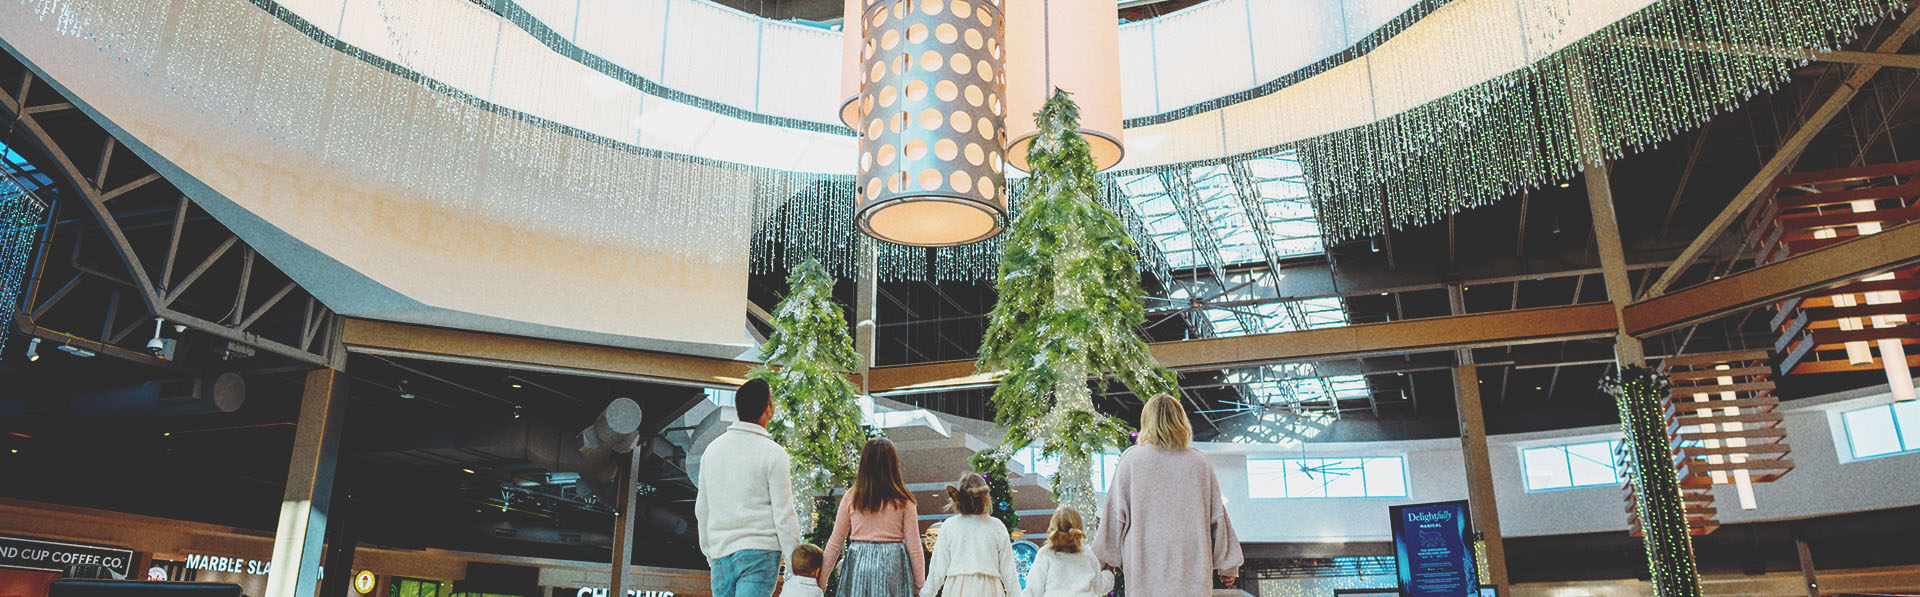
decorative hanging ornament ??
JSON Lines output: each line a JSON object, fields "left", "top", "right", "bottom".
{"left": 1757, "top": 161, "right": 1919, "bottom": 403}
{"left": 842, "top": 0, "right": 1011, "bottom": 246}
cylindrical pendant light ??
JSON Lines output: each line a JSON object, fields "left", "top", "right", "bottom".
{"left": 1003, "top": 0, "right": 1125, "bottom": 172}
{"left": 840, "top": 0, "right": 864, "bottom": 129}
{"left": 847, "top": 0, "right": 1010, "bottom": 246}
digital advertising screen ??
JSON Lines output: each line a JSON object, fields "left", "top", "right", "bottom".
{"left": 1389, "top": 500, "right": 1480, "bottom": 597}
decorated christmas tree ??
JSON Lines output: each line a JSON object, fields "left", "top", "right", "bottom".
{"left": 978, "top": 91, "right": 1176, "bottom": 531}
{"left": 970, "top": 450, "right": 1021, "bottom": 532}
{"left": 751, "top": 258, "right": 868, "bottom": 527}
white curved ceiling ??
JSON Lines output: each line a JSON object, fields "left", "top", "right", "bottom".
{"left": 269, "top": 0, "right": 1655, "bottom": 173}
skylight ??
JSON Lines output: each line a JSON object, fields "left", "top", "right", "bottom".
{"left": 1114, "top": 152, "right": 1322, "bottom": 271}
{"left": 1118, "top": 152, "right": 1368, "bottom": 442}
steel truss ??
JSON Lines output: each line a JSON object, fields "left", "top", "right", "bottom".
{"left": 1, "top": 59, "right": 343, "bottom": 370}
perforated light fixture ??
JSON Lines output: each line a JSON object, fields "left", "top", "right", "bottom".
{"left": 1003, "top": 0, "right": 1125, "bottom": 173}
{"left": 842, "top": 0, "right": 1010, "bottom": 246}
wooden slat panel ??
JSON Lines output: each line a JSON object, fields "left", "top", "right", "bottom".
{"left": 1664, "top": 350, "right": 1774, "bottom": 368}
{"left": 1771, "top": 158, "right": 1920, "bottom": 187}
{"left": 1670, "top": 365, "right": 1772, "bottom": 382}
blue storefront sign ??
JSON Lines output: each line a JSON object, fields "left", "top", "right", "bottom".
{"left": 1389, "top": 501, "right": 1479, "bottom": 597}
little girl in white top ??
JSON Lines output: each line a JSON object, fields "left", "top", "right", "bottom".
{"left": 920, "top": 473, "right": 1021, "bottom": 597}
{"left": 1023, "top": 506, "right": 1114, "bottom": 597}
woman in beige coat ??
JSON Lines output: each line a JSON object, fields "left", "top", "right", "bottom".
{"left": 1092, "top": 394, "right": 1244, "bottom": 596}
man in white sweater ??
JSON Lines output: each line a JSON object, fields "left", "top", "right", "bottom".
{"left": 696, "top": 379, "right": 802, "bottom": 597}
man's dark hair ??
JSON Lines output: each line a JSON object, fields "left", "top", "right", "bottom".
{"left": 735, "top": 378, "right": 773, "bottom": 424}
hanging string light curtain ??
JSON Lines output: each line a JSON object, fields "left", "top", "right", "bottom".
{"left": 0, "top": 176, "right": 46, "bottom": 358}
{"left": 8, "top": 0, "right": 1903, "bottom": 282}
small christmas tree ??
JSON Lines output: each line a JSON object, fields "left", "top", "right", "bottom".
{"left": 751, "top": 258, "right": 868, "bottom": 526}
{"left": 978, "top": 91, "right": 1176, "bottom": 531}
{"left": 971, "top": 450, "right": 1021, "bottom": 532}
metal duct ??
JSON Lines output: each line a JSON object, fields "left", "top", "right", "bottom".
{"left": 0, "top": 373, "right": 245, "bottom": 419}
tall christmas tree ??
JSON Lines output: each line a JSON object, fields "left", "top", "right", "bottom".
{"left": 751, "top": 258, "right": 868, "bottom": 526}
{"left": 978, "top": 91, "right": 1176, "bottom": 530}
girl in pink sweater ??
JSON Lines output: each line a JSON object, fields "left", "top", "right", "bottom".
{"left": 822, "top": 438, "right": 927, "bottom": 596}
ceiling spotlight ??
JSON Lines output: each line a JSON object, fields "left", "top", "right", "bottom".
{"left": 1558, "top": 181, "right": 1571, "bottom": 188}
{"left": 56, "top": 344, "right": 96, "bottom": 358}
{"left": 1379, "top": 292, "right": 1389, "bottom": 296}
{"left": 397, "top": 379, "right": 415, "bottom": 400}
{"left": 462, "top": 468, "right": 477, "bottom": 474}
{"left": 25, "top": 338, "right": 39, "bottom": 362}
{"left": 162, "top": 431, "right": 171, "bottom": 437}
{"left": 8, "top": 449, "right": 15, "bottom": 454}
{"left": 512, "top": 405, "right": 523, "bottom": 419}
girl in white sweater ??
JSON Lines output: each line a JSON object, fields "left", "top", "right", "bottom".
{"left": 1023, "top": 506, "right": 1113, "bottom": 597}
{"left": 920, "top": 473, "right": 1021, "bottom": 597}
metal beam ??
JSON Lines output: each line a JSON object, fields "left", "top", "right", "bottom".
{"left": 869, "top": 303, "right": 1619, "bottom": 394}
{"left": 1643, "top": 9, "right": 1920, "bottom": 298}
{"left": 339, "top": 318, "right": 758, "bottom": 389}
{"left": 1623, "top": 220, "right": 1920, "bottom": 336}
{"left": 0, "top": 66, "right": 339, "bottom": 368}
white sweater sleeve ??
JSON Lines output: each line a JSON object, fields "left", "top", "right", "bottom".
{"left": 997, "top": 535, "right": 1021, "bottom": 597}
{"left": 1023, "top": 551, "right": 1051, "bottom": 597}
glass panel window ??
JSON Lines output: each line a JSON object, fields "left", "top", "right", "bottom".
{"left": 1247, "top": 457, "right": 1408, "bottom": 499}
{"left": 1565, "top": 441, "right": 1619, "bottom": 486}
{"left": 1247, "top": 459, "right": 1290, "bottom": 499}
{"left": 1841, "top": 402, "right": 1920, "bottom": 460}
{"left": 1521, "top": 440, "right": 1621, "bottom": 491}
{"left": 1844, "top": 405, "right": 1903, "bottom": 458}
{"left": 1362, "top": 457, "right": 1407, "bottom": 497}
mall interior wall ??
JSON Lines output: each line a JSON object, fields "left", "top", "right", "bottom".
{"left": 1204, "top": 386, "right": 1920, "bottom": 544}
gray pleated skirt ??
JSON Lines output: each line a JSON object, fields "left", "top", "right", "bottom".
{"left": 838, "top": 540, "right": 916, "bottom": 597}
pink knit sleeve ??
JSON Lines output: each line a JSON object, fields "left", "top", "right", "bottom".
{"left": 820, "top": 493, "right": 854, "bottom": 586}
{"left": 903, "top": 503, "right": 927, "bottom": 588}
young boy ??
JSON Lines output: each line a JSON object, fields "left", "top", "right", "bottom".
{"left": 779, "top": 544, "right": 825, "bottom": 597}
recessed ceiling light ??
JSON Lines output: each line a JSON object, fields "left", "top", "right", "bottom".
{"left": 462, "top": 468, "right": 477, "bottom": 474}
{"left": 1558, "top": 182, "right": 1571, "bottom": 188}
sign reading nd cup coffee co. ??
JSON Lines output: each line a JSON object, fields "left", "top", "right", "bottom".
{"left": 0, "top": 534, "right": 135, "bottom": 577}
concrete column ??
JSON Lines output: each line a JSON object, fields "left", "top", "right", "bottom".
{"left": 1448, "top": 285, "right": 1509, "bottom": 595}
{"left": 266, "top": 368, "right": 347, "bottom": 597}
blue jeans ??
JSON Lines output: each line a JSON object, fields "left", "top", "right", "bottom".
{"left": 710, "top": 549, "right": 781, "bottom": 597}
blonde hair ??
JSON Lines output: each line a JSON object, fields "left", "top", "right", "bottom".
{"left": 945, "top": 472, "right": 992, "bottom": 515}
{"left": 1138, "top": 393, "right": 1193, "bottom": 449}
{"left": 1047, "top": 506, "right": 1087, "bottom": 554}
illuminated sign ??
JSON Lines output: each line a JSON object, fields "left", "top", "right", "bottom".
{"left": 1389, "top": 501, "right": 1479, "bottom": 597}
{"left": 355, "top": 570, "right": 377, "bottom": 594}
{"left": 0, "top": 535, "right": 134, "bottom": 577}
{"left": 184, "top": 553, "right": 272, "bottom": 576}
{"left": 550, "top": 587, "right": 675, "bottom": 597}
